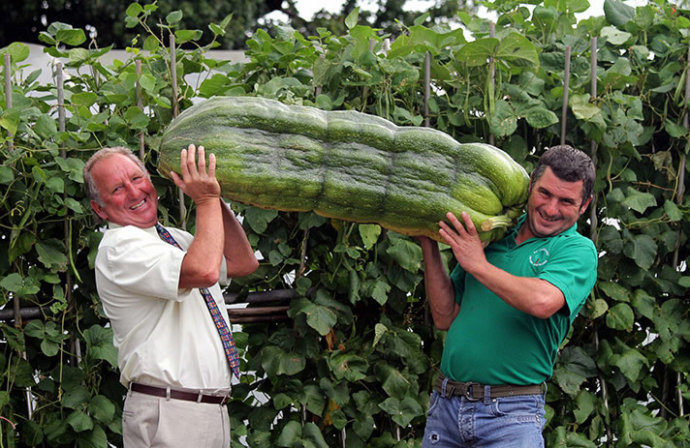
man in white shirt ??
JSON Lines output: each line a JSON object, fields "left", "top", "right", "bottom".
{"left": 83, "top": 144, "right": 259, "bottom": 447}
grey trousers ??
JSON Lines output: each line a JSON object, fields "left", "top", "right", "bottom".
{"left": 123, "top": 389, "right": 231, "bottom": 448}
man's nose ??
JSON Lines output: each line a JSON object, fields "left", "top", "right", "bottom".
{"left": 543, "top": 198, "right": 559, "bottom": 216}
{"left": 123, "top": 181, "right": 138, "bottom": 195}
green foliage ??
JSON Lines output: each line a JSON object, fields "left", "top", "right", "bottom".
{"left": 0, "top": 0, "right": 285, "bottom": 50}
{"left": 0, "top": 0, "right": 688, "bottom": 446}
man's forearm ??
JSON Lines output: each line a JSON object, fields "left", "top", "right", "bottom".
{"left": 468, "top": 261, "right": 565, "bottom": 319}
{"left": 220, "top": 200, "right": 259, "bottom": 277}
{"left": 180, "top": 199, "right": 225, "bottom": 288}
{"left": 419, "top": 237, "right": 459, "bottom": 330}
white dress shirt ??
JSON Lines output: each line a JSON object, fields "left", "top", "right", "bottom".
{"left": 95, "top": 223, "right": 232, "bottom": 393}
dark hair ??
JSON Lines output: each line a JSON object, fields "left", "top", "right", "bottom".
{"left": 83, "top": 147, "right": 149, "bottom": 207}
{"left": 531, "top": 145, "right": 595, "bottom": 204}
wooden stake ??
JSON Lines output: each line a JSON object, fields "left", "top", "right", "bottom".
{"left": 560, "top": 46, "right": 571, "bottom": 145}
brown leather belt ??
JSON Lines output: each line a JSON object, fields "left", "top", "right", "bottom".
{"left": 130, "top": 383, "right": 230, "bottom": 405}
{"left": 435, "top": 374, "right": 543, "bottom": 401}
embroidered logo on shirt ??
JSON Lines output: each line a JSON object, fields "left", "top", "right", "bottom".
{"left": 529, "top": 248, "right": 550, "bottom": 266}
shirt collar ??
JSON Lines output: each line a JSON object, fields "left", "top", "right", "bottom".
{"left": 106, "top": 221, "right": 160, "bottom": 237}
{"left": 509, "top": 213, "right": 579, "bottom": 242}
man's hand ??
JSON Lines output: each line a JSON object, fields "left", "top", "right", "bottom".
{"left": 170, "top": 144, "right": 221, "bottom": 206}
{"left": 439, "top": 211, "right": 487, "bottom": 275}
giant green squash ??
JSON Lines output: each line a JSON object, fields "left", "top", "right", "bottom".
{"left": 159, "top": 96, "right": 529, "bottom": 242}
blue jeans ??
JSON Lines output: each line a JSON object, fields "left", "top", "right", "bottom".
{"left": 421, "top": 385, "right": 546, "bottom": 447}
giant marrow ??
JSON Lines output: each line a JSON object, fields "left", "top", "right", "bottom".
{"left": 159, "top": 96, "right": 529, "bottom": 242}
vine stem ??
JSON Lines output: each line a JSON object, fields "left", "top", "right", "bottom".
{"left": 4, "top": 53, "right": 13, "bottom": 151}
{"left": 297, "top": 229, "right": 310, "bottom": 279}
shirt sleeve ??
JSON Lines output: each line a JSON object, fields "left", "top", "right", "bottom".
{"left": 99, "top": 226, "right": 186, "bottom": 302}
{"left": 539, "top": 237, "right": 598, "bottom": 321}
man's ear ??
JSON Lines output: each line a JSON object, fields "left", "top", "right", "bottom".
{"left": 580, "top": 195, "right": 593, "bottom": 215}
{"left": 90, "top": 200, "right": 109, "bottom": 221}
{"left": 527, "top": 175, "right": 534, "bottom": 194}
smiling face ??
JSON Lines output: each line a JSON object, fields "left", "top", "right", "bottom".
{"left": 520, "top": 166, "right": 592, "bottom": 242}
{"left": 89, "top": 153, "right": 158, "bottom": 228}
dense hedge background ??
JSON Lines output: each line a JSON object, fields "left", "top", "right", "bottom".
{"left": 0, "top": 0, "right": 688, "bottom": 446}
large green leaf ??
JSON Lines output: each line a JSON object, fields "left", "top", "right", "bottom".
{"left": 327, "top": 352, "right": 368, "bottom": 382}
{"left": 66, "top": 410, "right": 94, "bottom": 433}
{"left": 62, "top": 387, "right": 91, "bottom": 409}
{"left": 88, "top": 395, "right": 116, "bottom": 423}
{"left": 496, "top": 32, "right": 539, "bottom": 68}
{"left": 378, "top": 395, "right": 424, "bottom": 427}
{"left": 622, "top": 187, "right": 657, "bottom": 214}
{"left": 600, "top": 26, "right": 632, "bottom": 46}
{"left": 454, "top": 38, "right": 498, "bottom": 67}
{"left": 244, "top": 207, "right": 279, "bottom": 233}
{"left": 489, "top": 100, "right": 518, "bottom": 137}
{"left": 359, "top": 223, "right": 381, "bottom": 250}
{"left": 276, "top": 421, "right": 328, "bottom": 448}
{"left": 623, "top": 234, "right": 657, "bottom": 270}
{"left": 598, "top": 281, "right": 630, "bottom": 303}
{"left": 603, "top": 0, "right": 636, "bottom": 27}
{"left": 553, "top": 347, "right": 596, "bottom": 396}
{"left": 76, "top": 425, "right": 108, "bottom": 448}
{"left": 573, "top": 390, "right": 596, "bottom": 424}
{"left": 289, "top": 297, "right": 337, "bottom": 336}
{"left": 36, "top": 239, "right": 68, "bottom": 270}
{"left": 55, "top": 27, "right": 87, "bottom": 46}
{"left": 611, "top": 343, "right": 649, "bottom": 384}
{"left": 389, "top": 25, "right": 466, "bottom": 57}
{"left": 376, "top": 363, "right": 410, "bottom": 399}
{"left": 606, "top": 303, "right": 635, "bottom": 331}
{"left": 385, "top": 236, "right": 422, "bottom": 273}
{"left": 82, "top": 325, "right": 118, "bottom": 369}
{"left": 261, "top": 346, "right": 306, "bottom": 376}
{"left": 524, "top": 107, "right": 558, "bottom": 129}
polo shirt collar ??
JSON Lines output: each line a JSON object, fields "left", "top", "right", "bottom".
{"left": 508, "top": 213, "right": 579, "bottom": 244}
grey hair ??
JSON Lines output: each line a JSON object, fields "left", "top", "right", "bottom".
{"left": 83, "top": 147, "right": 149, "bottom": 207}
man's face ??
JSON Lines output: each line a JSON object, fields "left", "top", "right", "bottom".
{"left": 89, "top": 154, "right": 158, "bottom": 228}
{"left": 525, "top": 166, "right": 591, "bottom": 239}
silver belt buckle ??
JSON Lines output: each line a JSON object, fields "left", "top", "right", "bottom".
{"left": 464, "top": 382, "right": 481, "bottom": 401}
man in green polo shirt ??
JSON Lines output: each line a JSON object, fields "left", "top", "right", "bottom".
{"left": 419, "top": 145, "right": 597, "bottom": 448}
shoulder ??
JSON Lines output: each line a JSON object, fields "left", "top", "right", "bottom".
{"left": 554, "top": 229, "right": 596, "bottom": 258}
{"left": 96, "top": 225, "right": 187, "bottom": 271}
{"left": 543, "top": 230, "right": 598, "bottom": 274}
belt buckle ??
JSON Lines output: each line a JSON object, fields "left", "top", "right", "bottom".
{"left": 464, "top": 382, "right": 481, "bottom": 402}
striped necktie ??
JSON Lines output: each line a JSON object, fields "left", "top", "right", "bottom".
{"left": 155, "top": 223, "right": 241, "bottom": 379}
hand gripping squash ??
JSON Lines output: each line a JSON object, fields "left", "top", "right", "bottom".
{"left": 159, "top": 96, "right": 529, "bottom": 242}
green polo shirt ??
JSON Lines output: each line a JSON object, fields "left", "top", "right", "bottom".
{"left": 440, "top": 214, "right": 597, "bottom": 386}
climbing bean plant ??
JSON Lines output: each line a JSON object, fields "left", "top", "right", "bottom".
{"left": 0, "top": 0, "right": 688, "bottom": 446}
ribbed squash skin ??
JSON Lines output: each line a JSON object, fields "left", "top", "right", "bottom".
{"left": 159, "top": 96, "right": 529, "bottom": 242}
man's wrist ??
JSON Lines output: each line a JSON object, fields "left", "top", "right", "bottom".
{"left": 194, "top": 196, "right": 222, "bottom": 208}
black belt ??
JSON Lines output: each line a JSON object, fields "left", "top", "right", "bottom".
{"left": 435, "top": 374, "right": 543, "bottom": 401}
{"left": 130, "top": 383, "right": 230, "bottom": 405}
